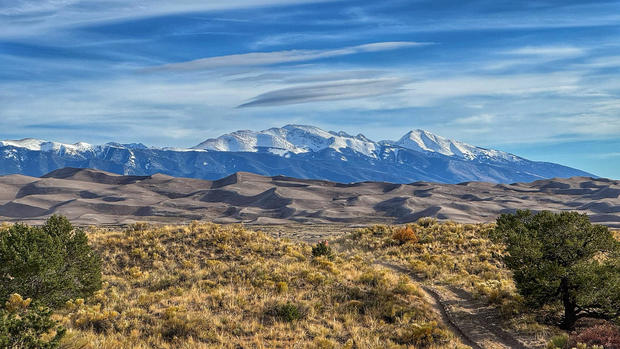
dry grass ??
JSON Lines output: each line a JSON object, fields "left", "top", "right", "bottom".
{"left": 333, "top": 219, "right": 557, "bottom": 338}
{"left": 52, "top": 222, "right": 466, "bottom": 348}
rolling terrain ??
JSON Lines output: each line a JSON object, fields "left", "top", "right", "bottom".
{"left": 0, "top": 167, "right": 618, "bottom": 227}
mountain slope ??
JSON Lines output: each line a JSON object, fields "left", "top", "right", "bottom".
{"left": 0, "top": 125, "right": 594, "bottom": 184}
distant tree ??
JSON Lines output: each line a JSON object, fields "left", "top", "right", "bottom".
{"left": 493, "top": 210, "right": 620, "bottom": 329}
{"left": 0, "top": 215, "right": 102, "bottom": 308}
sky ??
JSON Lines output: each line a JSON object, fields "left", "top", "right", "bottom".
{"left": 1, "top": 0, "right": 619, "bottom": 178}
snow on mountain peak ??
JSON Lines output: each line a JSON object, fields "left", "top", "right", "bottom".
{"left": 193, "top": 124, "right": 378, "bottom": 157}
{"left": 0, "top": 138, "right": 48, "bottom": 151}
{"left": 1, "top": 138, "right": 94, "bottom": 154}
{"left": 192, "top": 125, "right": 524, "bottom": 162}
{"left": 395, "top": 129, "right": 518, "bottom": 161}
{"left": 0, "top": 126, "right": 520, "bottom": 163}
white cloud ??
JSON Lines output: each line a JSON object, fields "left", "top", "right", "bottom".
{"left": 453, "top": 114, "right": 496, "bottom": 125}
{"left": 0, "top": 0, "right": 339, "bottom": 38}
{"left": 238, "top": 78, "right": 407, "bottom": 107}
{"left": 398, "top": 73, "right": 583, "bottom": 105}
{"left": 577, "top": 55, "right": 620, "bottom": 69}
{"left": 502, "top": 46, "right": 586, "bottom": 58}
{"left": 591, "top": 152, "right": 620, "bottom": 159}
{"left": 148, "top": 42, "right": 430, "bottom": 71}
{"left": 251, "top": 33, "right": 349, "bottom": 48}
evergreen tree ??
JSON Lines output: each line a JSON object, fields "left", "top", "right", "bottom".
{"left": 0, "top": 215, "right": 102, "bottom": 308}
{"left": 493, "top": 210, "right": 620, "bottom": 329}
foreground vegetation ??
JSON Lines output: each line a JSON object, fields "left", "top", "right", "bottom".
{"left": 1, "top": 213, "right": 618, "bottom": 348}
{"left": 494, "top": 210, "right": 620, "bottom": 330}
{"left": 334, "top": 215, "right": 620, "bottom": 348}
{"left": 335, "top": 219, "right": 525, "bottom": 317}
{"left": 2, "top": 218, "right": 467, "bottom": 348}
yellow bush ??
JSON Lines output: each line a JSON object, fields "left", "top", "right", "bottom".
{"left": 5, "top": 293, "right": 31, "bottom": 312}
{"left": 397, "top": 321, "right": 451, "bottom": 346}
{"left": 393, "top": 226, "right": 418, "bottom": 245}
{"left": 275, "top": 281, "right": 288, "bottom": 294}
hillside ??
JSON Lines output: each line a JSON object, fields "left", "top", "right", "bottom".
{"left": 0, "top": 168, "right": 619, "bottom": 227}
{"left": 51, "top": 222, "right": 464, "bottom": 348}
{"left": 8, "top": 219, "right": 609, "bottom": 348}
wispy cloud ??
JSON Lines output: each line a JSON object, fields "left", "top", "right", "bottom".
{"left": 251, "top": 33, "right": 349, "bottom": 49}
{"left": 577, "top": 55, "right": 620, "bottom": 69}
{"left": 0, "top": 0, "right": 340, "bottom": 38}
{"left": 238, "top": 78, "right": 407, "bottom": 107}
{"left": 453, "top": 114, "right": 496, "bottom": 125}
{"left": 149, "top": 42, "right": 430, "bottom": 71}
{"left": 591, "top": 152, "right": 620, "bottom": 159}
{"left": 502, "top": 46, "right": 587, "bottom": 58}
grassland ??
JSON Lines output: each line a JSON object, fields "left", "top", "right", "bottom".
{"left": 5, "top": 218, "right": 617, "bottom": 348}
{"left": 333, "top": 219, "right": 561, "bottom": 347}
{"left": 54, "top": 222, "right": 466, "bottom": 348}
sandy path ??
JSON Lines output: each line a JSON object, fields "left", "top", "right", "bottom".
{"left": 377, "top": 262, "right": 532, "bottom": 349}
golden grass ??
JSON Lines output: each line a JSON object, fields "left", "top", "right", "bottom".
{"left": 53, "top": 222, "right": 465, "bottom": 348}
{"left": 333, "top": 219, "right": 556, "bottom": 337}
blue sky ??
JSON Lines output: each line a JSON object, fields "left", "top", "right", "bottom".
{"left": 1, "top": 0, "right": 619, "bottom": 178}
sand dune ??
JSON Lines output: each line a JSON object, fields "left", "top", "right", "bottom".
{"left": 0, "top": 167, "right": 619, "bottom": 227}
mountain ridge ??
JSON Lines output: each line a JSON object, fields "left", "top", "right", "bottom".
{"left": 0, "top": 125, "right": 595, "bottom": 184}
{"left": 192, "top": 124, "right": 521, "bottom": 162}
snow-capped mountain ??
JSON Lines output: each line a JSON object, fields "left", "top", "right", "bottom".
{"left": 0, "top": 138, "right": 94, "bottom": 154}
{"left": 193, "top": 125, "right": 520, "bottom": 163}
{"left": 0, "top": 125, "right": 595, "bottom": 184}
{"left": 394, "top": 129, "right": 521, "bottom": 162}
{"left": 194, "top": 125, "right": 378, "bottom": 157}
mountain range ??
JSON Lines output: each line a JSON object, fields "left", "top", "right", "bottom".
{"left": 0, "top": 125, "right": 594, "bottom": 184}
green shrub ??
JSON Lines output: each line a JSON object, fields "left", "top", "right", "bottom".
{"left": 312, "top": 240, "right": 332, "bottom": 259}
{"left": 546, "top": 334, "right": 569, "bottom": 349}
{"left": 416, "top": 217, "right": 437, "bottom": 228}
{"left": 0, "top": 215, "right": 102, "bottom": 308}
{"left": 267, "top": 302, "right": 306, "bottom": 322}
{"left": 0, "top": 294, "right": 65, "bottom": 349}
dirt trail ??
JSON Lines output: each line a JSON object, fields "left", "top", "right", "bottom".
{"left": 377, "top": 262, "right": 532, "bottom": 349}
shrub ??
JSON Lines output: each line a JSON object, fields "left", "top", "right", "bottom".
{"left": 0, "top": 294, "right": 65, "bottom": 349}
{"left": 158, "top": 307, "right": 207, "bottom": 341}
{"left": 397, "top": 321, "right": 450, "bottom": 346}
{"left": 276, "top": 281, "right": 288, "bottom": 294}
{"left": 0, "top": 216, "right": 102, "bottom": 308}
{"left": 67, "top": 301, "right": 120, "bottom": 333}
{"left": 547, "top": 334, "right": 569, "bottom": 349}
{"left": 392, "top": 226, "right": 418, "bottom": 245}
{"left": 267, "top": 302, "right": 306, "bottom": 322}
{"left": 571, "top": 323, "right": 620, "bottom": 349}
{"left": 312, "top": 240, "right": 332, "bottom": 259}
{"left": 416, "top": 217, "right": 437, "bottom": 228}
